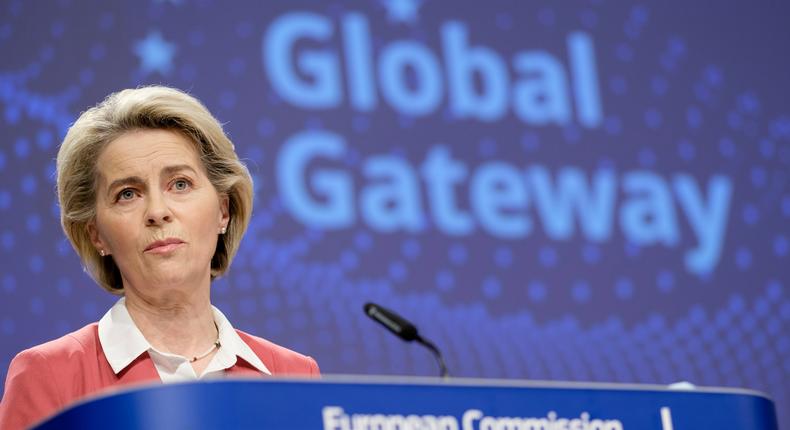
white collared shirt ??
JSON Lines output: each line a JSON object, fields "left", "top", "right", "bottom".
{"left": 98, "top": 298, "right": 270, "bottom": 383}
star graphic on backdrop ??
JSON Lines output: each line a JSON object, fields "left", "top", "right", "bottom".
{"left": 380, "top": 0, "right": 423, "bottom": 24}
{"left": 133, "top": 31, "right": 177, "bottom": 76}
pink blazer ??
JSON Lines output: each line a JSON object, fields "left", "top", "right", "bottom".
{"left": 0, "top": 323, "right": 319, "bottom": 430}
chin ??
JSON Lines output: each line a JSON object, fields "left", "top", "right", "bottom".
{"left": 142, "top": 267, "right": 190, "bottom": 286}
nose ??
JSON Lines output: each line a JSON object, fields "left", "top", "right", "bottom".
{"left": 145, "top": 192, "right": 173, "bottom": 226}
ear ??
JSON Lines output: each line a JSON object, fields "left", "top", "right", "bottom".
{"left": 87, "top": 220, "right": 109, "bottom": 255}
{"left": 218, "top": 194, "right": 230, "bottom": 230}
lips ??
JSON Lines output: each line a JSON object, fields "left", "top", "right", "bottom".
{"left": 144, "top": 238, "right": 185, "bottom": 253}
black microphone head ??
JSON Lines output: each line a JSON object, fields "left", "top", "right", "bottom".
{"left": 364, "top": 302, "right": 419, "bottom": 342}
{"left": 363, "top": 302, "right": 450, "bottom": 377}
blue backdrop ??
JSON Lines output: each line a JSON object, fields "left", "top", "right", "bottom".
{"left": 1, "top": 0, "right": 788, "bottom": 427}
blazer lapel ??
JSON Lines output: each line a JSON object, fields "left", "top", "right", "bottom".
{"left": 116, "top": 352, "right": 161, "bottom": 385}
{"left": 225, "top": 359, "right": 269, "bottom": 377}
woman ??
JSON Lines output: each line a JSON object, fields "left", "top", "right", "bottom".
{"left": 0, "top": 86, "right": 319, "bottom": 429}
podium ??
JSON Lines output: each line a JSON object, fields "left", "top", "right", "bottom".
{"left": 34, "top": 377, "right": 778, "bottom": 429}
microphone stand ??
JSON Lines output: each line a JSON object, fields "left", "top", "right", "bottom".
{"left": 364, "top": 302, "right": 450, "bottom": 379}
{"left": 415, "top": 336, "right": 449, "bottom": 378}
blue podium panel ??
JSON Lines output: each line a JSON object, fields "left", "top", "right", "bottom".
{"left": 34, "top": 377, "right": 778, "bottom": 430}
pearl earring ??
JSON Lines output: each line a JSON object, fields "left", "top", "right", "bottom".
{"left": 99, "top": 250, "right": 105, "bottom": 257}
{"left": 220, "top": 227, "right": 227, "bottom": 234}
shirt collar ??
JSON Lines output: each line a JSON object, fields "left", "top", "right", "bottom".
{"left": 98, "top": 298, "right": 150, "bottom": 374}
{"left": 210, "top": 305, "right": 270, "bottom": 375}
{"left": 98, "top": 298, "right": 270, "bottom": 376}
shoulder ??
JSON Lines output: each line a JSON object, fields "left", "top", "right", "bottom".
{"left": 7, "top": 323, "right": 100, "bottom": 379}
{"left": 235, "top": 330, "right": 320, "bottom": 376}
{"left": 19, "top": 323, "right": 100, "bottom": 363}
{"left": 4, "top": 323, "right": 101, "bottom": 397}
{"left": 0, "top": 324, "right": 100, "bottom": 430}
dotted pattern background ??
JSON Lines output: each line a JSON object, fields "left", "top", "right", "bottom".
{"left": 1, "top": 0, "right": 788, "bottom": 427}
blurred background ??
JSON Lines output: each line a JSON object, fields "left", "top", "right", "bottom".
{"left": 1, "top": 0, "right": 788, "bottom": 427}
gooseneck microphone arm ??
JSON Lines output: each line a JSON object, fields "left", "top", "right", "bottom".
{"left": 364, "top": 302, "right": 450, "bottom": 378}
{"left": 414, "top": 336, "right": 449, "bottom": 379}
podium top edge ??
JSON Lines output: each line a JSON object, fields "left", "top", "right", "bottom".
{"left": 313, "top": 374, "right": 774, "bottom": 399}
{"left": 68, "top": 373, "right": 775, "bottom": 403}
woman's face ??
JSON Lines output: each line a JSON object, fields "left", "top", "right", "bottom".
{"left": 88, "top": 129, "right": 229, "bottom": 295}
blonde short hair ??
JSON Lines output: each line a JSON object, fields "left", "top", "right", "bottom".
{"left": 57, "top": 86, "right": 253, "bottom": 293}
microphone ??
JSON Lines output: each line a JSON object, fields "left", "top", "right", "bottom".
{"left": 363, "top": 302, "right": 449, "bottom": 378}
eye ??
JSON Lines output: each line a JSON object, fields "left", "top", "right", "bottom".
{"left": 117, "top": 188, "right": 136, "bottom": 201}
{"left": 172, "top": 178, "right": 191, "bottom": 191}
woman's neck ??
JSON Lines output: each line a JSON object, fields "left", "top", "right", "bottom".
{"left": 123, "top": 287, "right": 217, "bottom": 360}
